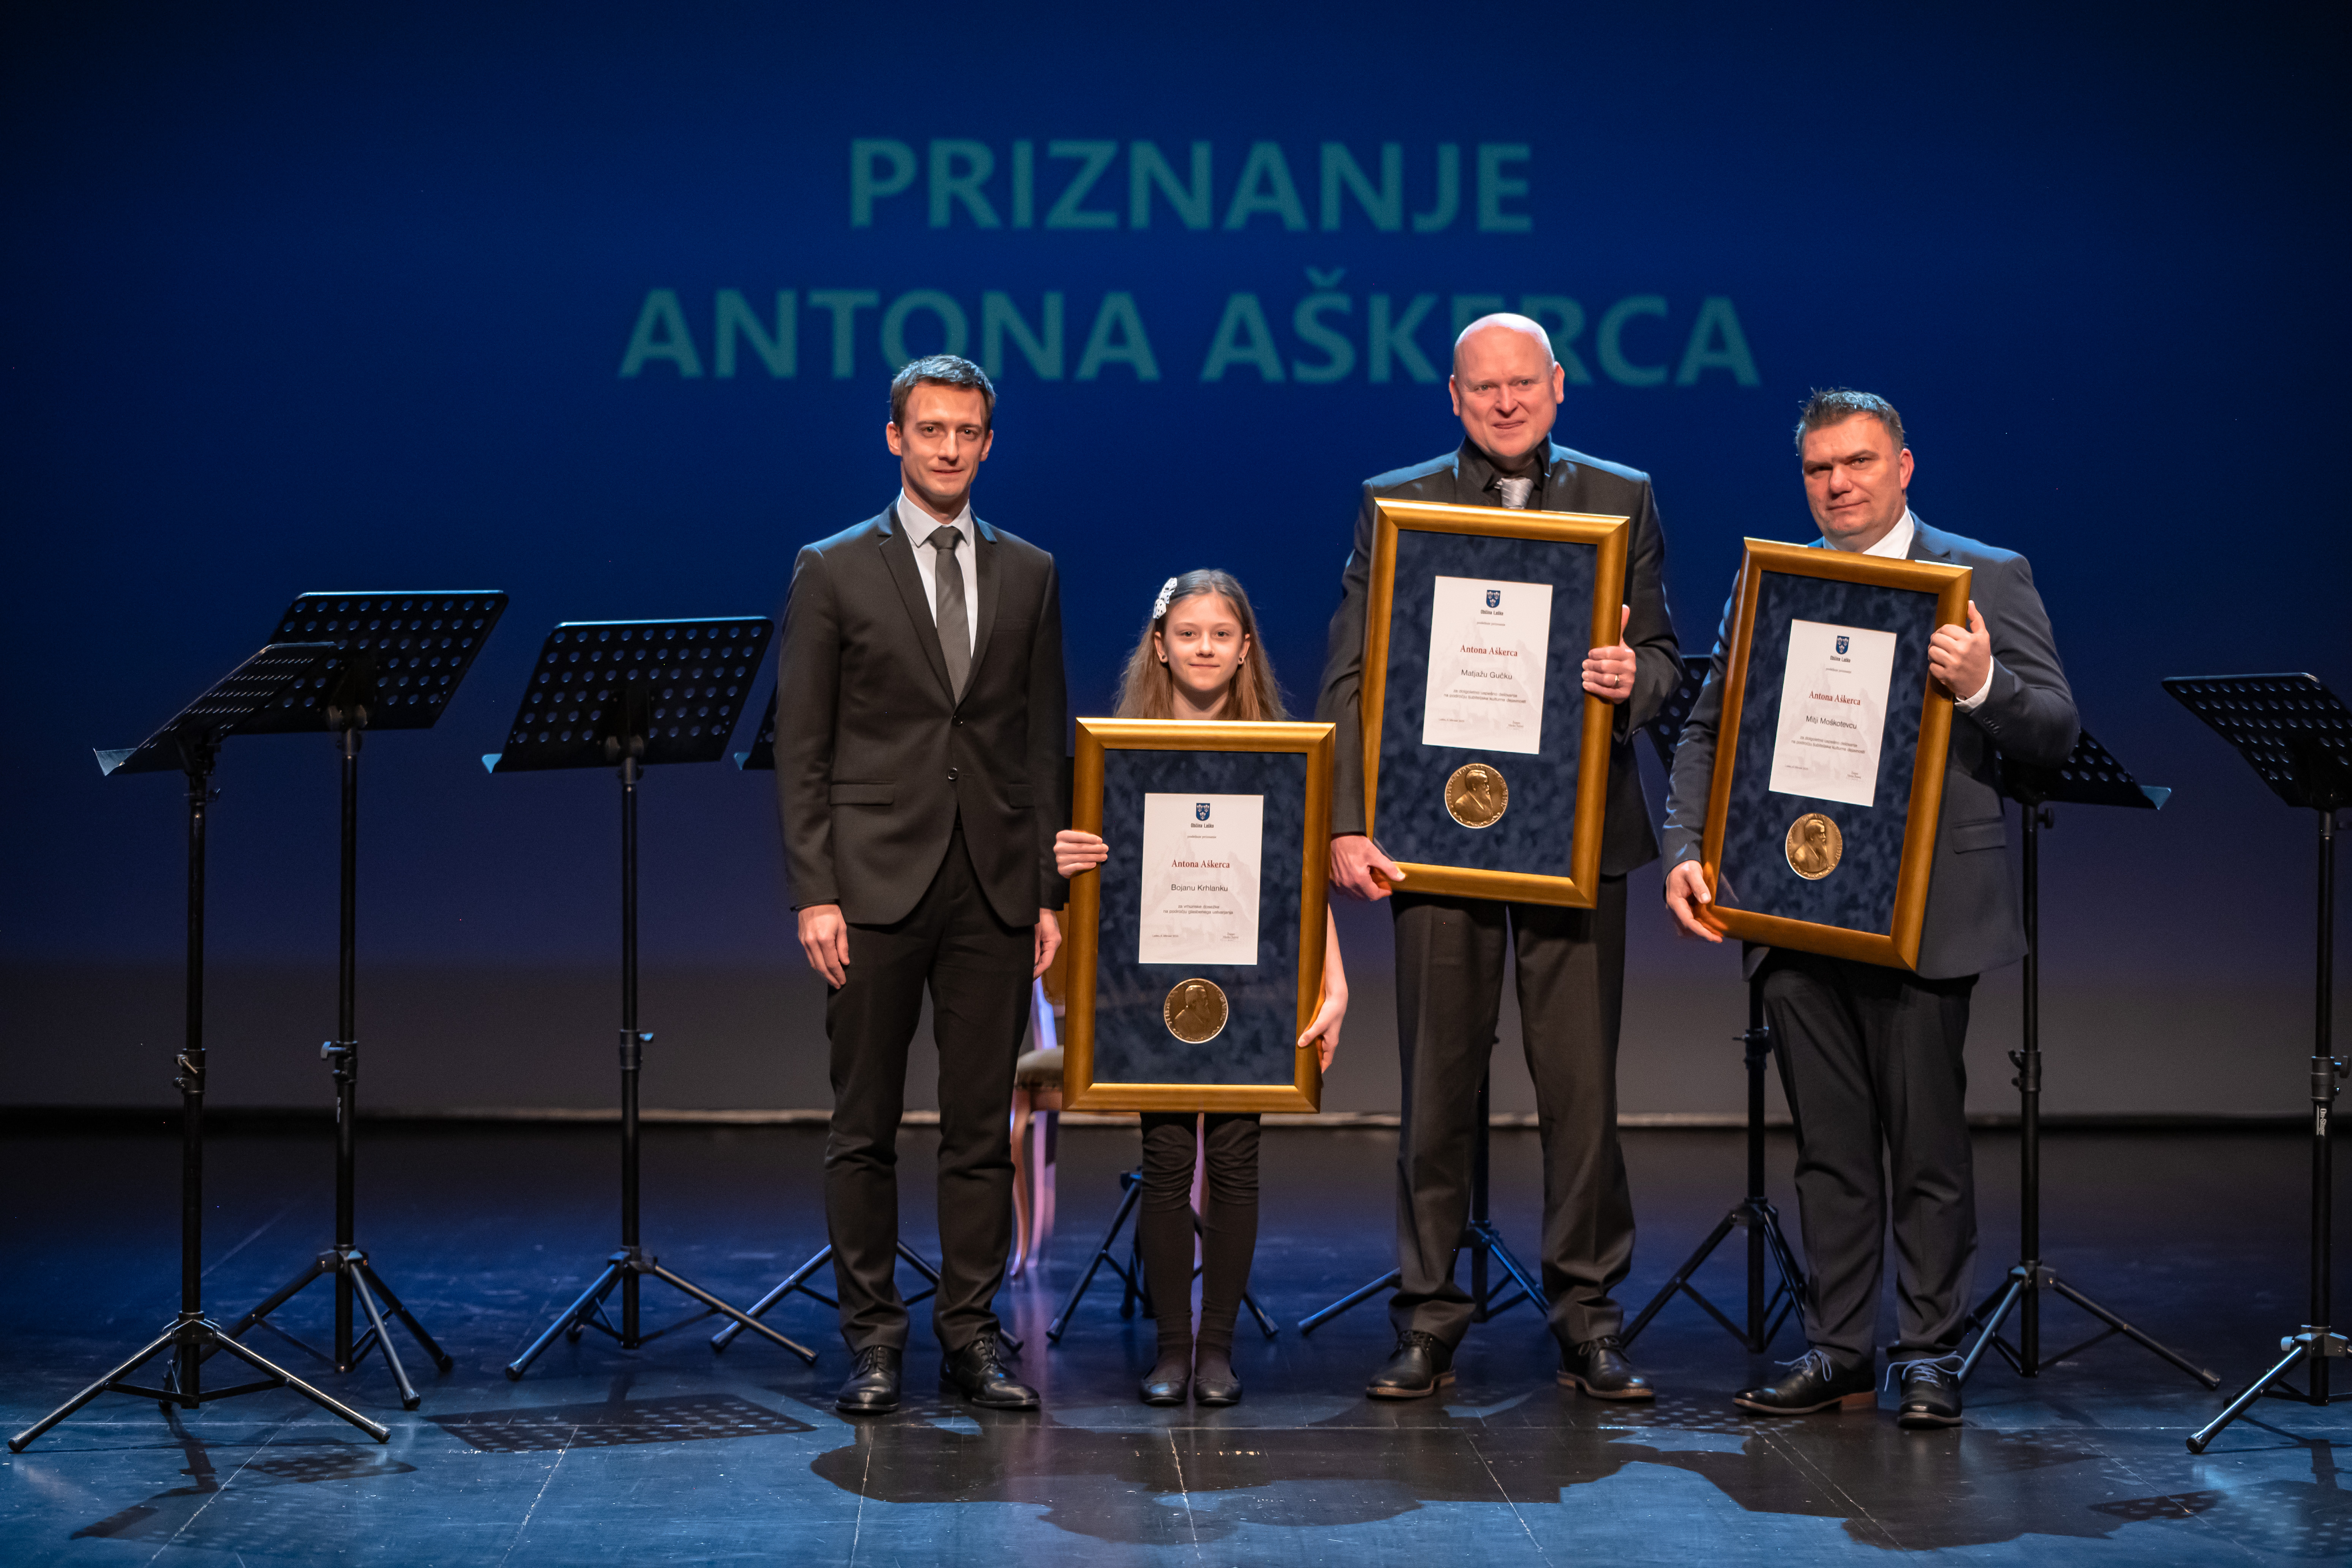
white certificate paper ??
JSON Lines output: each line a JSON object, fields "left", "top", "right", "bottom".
{"left": 1768, "top": 619, "right": 1898, "bottom": 808}
{"left": 1136, "top": 792, "right": 1262, "bottom": 967}
{"left": 1421, "top": 575, "right": 1553, "bottom": 756}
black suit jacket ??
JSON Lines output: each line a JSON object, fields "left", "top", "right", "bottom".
{"left": 1660, "top": 516, "right": 2079, "bottom": 980}
{"left": 775, "top": 501, "right": 1068, "bottom": 928}
{"left": 1312, "top": 438, "right": 1681, "bottom": 878}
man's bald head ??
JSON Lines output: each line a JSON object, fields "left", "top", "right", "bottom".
{"left": 1448, "top": 313, "right": 1566, "bottom": 469}
{"left": 1451, "top": 313, "right": 1556, "bottom": 376}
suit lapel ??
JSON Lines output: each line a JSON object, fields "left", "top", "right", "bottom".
{"left": 1905, "top": 514, "right": 1949, "bottom": 562}
{"left": 877, "top": 502, "right": 955, "bottom": 701}
{"left": 969, "top": 517, "right": 1002, "bottom": 695}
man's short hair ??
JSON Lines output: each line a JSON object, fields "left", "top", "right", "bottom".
{"left": 1795, "top": 388, "right": 1905, "bottom": 455}
{"left": 890, "top": 354, "right": 995, "bottom": 430}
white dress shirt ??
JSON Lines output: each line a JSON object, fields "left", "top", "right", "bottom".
{"left": 1856, "top": 508, "right": 1990, "bottom": 711}
{"left": 898, "top": 489, "right": 979, "bottom": 658}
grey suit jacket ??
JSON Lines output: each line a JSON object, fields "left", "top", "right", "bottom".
{"left": 774, "top": 502, "right": 1068, "bottom": 929}
{"left": 1312, "top": 438, "right": 1682, "bottom": 879}
{"left": 1659, "top": 516, "right": 2079, "bottom": 980}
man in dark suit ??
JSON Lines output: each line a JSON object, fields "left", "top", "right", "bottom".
{"left": 776, "top": 354, "right": 1067, "bottom": 1415}
{"left": 1314, "top": 314, "right": 1681, "bottom": 1400}
{"left": 1662, "top": 388, "right": 2077, "bottom": 1429}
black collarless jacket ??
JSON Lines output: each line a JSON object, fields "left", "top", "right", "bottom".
{"left": 775, "top": 502, "right": 1068, "bottom": 928}
{"left": 1312, "top": 438, "right": 1682, "bottom": 879}
{"left": 1660, "top": 517, "right": 2079, "bottom": 980}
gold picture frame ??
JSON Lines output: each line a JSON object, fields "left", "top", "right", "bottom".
{"left": 1359, "top": 498, "right": 1629, "bottom": 907}
{"left": 1697, "top": 539, "right": 1973, "bottom": 969}
{"left": 1064, "top": 719, "right": 1335, "bottom": 1113}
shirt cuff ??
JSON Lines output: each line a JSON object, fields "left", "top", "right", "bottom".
{"left": 1955, "top": 666, "right": 1995, "bottom": 712}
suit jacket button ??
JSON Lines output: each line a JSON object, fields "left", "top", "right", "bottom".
{"left": 947, "top": 767, "right": 959, "bottom": 781}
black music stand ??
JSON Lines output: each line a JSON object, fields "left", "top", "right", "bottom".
{"left": 732, "top": 688, "right": 776, "bottom": 771}
{"left": 1622, "top": 656, "right": 1805, "bottom": 1354}
{"left": 2166, "top": 675, "right": 2352, "bottom": 1453}
{"left": 713, "top": 690, "right": 1021, "bottom": 1356}
{"left": 13, "top": 644, "right": 390, "bottom": 1452}
{"left": 490, "top": 617, "right": 817, "bottom": 1378}
{"left": 218, "top": 591, "right": 507, "bottom": 1409}
{"left": 1957, "top": 728, "right": 2217, "bottom": 1390}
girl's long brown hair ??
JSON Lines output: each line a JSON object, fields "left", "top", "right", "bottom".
{"left": 1113, "top": 569, "right": 1289, "bottom": 721}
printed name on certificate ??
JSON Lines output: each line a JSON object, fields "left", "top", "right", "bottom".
{"left": 1421, "top": 575, "right": 1553, "bottom": 757}
{"left": 1136, "top": 792, "right": 1263, "bottom": 966}
{"left": 1768, "top": 618, "right": 1898, "bottom": 808}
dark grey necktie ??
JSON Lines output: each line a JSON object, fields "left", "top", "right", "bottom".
{"left": 931, "top": 525, "right": 970, "bottom": 699}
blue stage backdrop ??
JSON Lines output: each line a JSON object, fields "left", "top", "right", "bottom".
{"left": 4, "top": 3, "right": 2345, "bottom": 1117}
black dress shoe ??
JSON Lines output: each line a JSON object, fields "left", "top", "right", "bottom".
{"left": 1366, "top": 1330, "right": 1455, "bottom": 1400}
{"left": 1733, "top": 1348, "right": 1876, "bottom": 1415}
{"left": 942, "top": 1332, "right": 1040, "bottom": 1410}
{"left": 1895, "top": 1356, "right": 1964, "bottom": 1429}
{"left": 1557, "top": 1334, "right": 1655, "bottom": 1401}
{"left": 1192, "top": 1349, "right": 1242, "bottom": 1407}
{"left": 835, "top": 1345, "right": 902, "bottom": 1414}
{"left": 1140, "top": 1351, "right": 1190, "bottom": 1407}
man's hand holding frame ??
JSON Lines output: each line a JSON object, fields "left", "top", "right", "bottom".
{"left": 1693, "top": 539, "right": 1972, "bottom": 969}
{"left": 1359, "top": 498, "right": 1630, "bottom": 908}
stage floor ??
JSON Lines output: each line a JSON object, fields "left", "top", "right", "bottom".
{"left": 2, "top": 1119, "right": 2344, "bottom": 1565}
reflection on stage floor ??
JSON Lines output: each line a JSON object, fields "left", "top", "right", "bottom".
{"left": 2, "top": 1120, "right": 2343, "bottom": 1565}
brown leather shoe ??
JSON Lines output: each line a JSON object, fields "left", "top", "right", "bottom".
{"left": 1557, "top": 1335, "right": 1655, "bottom": 1400}
{"left": 1734, "top": 1348, "right": 1876, "bottom": 1415}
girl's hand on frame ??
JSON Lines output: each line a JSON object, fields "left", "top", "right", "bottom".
{"left": 1055, "top": 829, "right": 1109, "bottom": 880}
{"left": 1298, "top": 973, "right": 1348, "bottom": 1072}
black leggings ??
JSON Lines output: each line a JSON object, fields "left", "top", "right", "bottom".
{"left": 1138, "top": 1111, "right": 1260, "bottom": 1356}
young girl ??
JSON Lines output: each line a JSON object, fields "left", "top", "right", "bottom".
{"left": 1055, "top": 569, "right": 1349, "bottom": 1407}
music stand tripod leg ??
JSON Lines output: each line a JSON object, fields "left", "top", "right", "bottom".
{"left": 9, "top": 1324, "right": 184, "bottom": 1453}
{"left": 343, "top": 1264, "right": 420, "bottom": 1410}
{"left": 1624, "top": 988, "right": 1795, "bottom": 1353}
{"left": 641, "top": 1261, "right": 816, "bottom": 1362}
{"left": 355, "top": 1258, "right": 454, "bottom": 1373}
{"left": 1297, "top": 1269, "right": 1401, "bottom": 1336}
{"left": 506, "top": 1262, "right": 624, "bottom": 1379}
{"left": 1048, "top": 1170, "right": 1144, "bottom": 1342}
{"left": 218, "top": 1253, "right": 336, "bottom": 1347}
{"left": 712, "top": 1246, "right": 835, "bottom": 1352}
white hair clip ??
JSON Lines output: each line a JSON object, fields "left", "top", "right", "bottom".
{"left": 1151, "top": 576, "right": 1180, "bottom": 621}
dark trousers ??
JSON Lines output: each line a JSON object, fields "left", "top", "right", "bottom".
{"left": 824, "top": 824, "right": 1032, "bottom": 1355}
{"left": 1759, "top": 950, "right": 1977, "bottom": 1367}
{"left": 1138, "top": 1112, "right": 1260, "bottom": 1357}
{"left": 1389, "top": 875, "right": 1633, "bottom": 1349}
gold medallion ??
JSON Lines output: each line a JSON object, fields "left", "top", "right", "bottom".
{"left": 1163, "top": 978, "right": 1230, "bottom": 1045}
{"left": 1785, "top": 812, "right": 1843, "bottom": 880}
{"left": 1445, "top": 763, "right": 1509, "bottom": 828}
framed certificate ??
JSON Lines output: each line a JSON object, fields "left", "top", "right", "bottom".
{"left": 1696, "top": 539, "right": 1972, "bottom": 969}
{"left": 1359, "top": 498, "right": 1628, "bottom": 907}
{"left": 1064, "top": 719, "right": 1335, "bottom": 1112}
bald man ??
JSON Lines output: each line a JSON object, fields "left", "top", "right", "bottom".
{"left": 1314, "top": 315, "right": 1680, "bottom": 1400}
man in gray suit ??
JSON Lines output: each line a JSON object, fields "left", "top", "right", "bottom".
{"left": 776, "top": 354, "right": 1067, "bottom": 1415}
{"left": 1315, "top": 314, "right": 1680, "bottom": 1400}
{"left": 1661, "top": 389, "right": 2078, "bottom": 1429}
